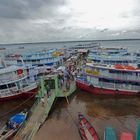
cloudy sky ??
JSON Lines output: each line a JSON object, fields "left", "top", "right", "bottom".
{"left": 0, "top": 0, "right": 139, "bottom": 43}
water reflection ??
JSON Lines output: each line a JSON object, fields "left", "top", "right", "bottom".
{"left": 34, "top": 91, "right": 140, "bottom": 140}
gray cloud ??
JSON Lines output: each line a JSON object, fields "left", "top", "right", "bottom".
{"left": 0, "top": 0, "right": 66, "bottom": 19}
{"left": 0, "top": 0, "right": 139, "bottom": 43}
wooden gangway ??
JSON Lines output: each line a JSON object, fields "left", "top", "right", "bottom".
{"left": 14, "top": 75, "right": 76, "bottom": 140}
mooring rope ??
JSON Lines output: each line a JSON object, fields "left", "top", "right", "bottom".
{"left": 0, "top": 93, "right": 36, "bottom": 119}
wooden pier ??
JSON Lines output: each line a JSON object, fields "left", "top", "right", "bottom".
{"left": 14, "top": 74, "right": 76, "bottom": 140}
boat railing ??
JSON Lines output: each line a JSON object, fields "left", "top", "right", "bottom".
{"left": 110, "top": 73, "right": 140, "bottom": 81}
{"left": 0, "top": 87, "right": 19, "bottom": 97}
{"left": 99, "top": 73, "right": 140, "bottom": 82}
{"left": 25, "top": 61, "right": 53, "bottom": 66}
{"left": 21, "top": 83, "right": 37, "bottom": 92}
{"left": 24, "top": 56, "right": 60, "bottom": 61}
{"left": 0, "top": 83, "right": 37, "bottom": 97}
{"left": 85, "top": 72, "right": 140, "bottom": 82}
{"left": 0, "top": 74, "right": 27, "bottom": 85}
{"left": 98, "top": 81, "right": 140, "bottom": 91}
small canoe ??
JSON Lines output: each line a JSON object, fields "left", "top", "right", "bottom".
{"left": 78, "top": 113, "right": 100, "bottom": 140}
{"left": 136, "top": 124, "right": 140, "bottom": 140}
{"left": 104, "top": 127, "right": 117, "bottom": 140}
{"left": 120, "top": 132, "right": 133, "bottom": 140}
{"left": 0, "top": 110, "right": 28, "bottom": 140}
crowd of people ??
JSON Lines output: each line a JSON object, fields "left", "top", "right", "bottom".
{"left": 57, "top": 60, "right": 83, "bottom": 91}
{"left": 40, "top": 55, "right": 86, "bottom": 106}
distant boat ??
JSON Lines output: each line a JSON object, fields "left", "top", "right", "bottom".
{"left": 104, "top": 127, "right": 117, "bottom": 140}
{"left": 120, "top": 132, "right": 133, "bottom": 140}
{"left": 0, "top": 47, "right": 6, "bottom": 50}
{"left": 78, "top": 113, "right": 100, "bottom": 140}
{"left": 76, "top": 62, "right": 140, "bottom": 95}
{"left": 0, "top": 65, "right": 38, "bottom": 101}
{"left": 0, "top": 110, "right": 28, "bottom": 140}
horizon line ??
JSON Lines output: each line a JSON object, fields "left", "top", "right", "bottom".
{"left": 0, "top": 38, "right": 140, "bottom": 46}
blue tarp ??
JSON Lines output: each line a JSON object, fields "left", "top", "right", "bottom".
{"left": 10, "top": 114, "right": 26, "bottom": 124}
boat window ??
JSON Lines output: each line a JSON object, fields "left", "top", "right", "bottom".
{"left": 99, "top": 78, "right": 140, "bottom": 86}
{"left": 32, "top": 60, "right": 36, "bottom": 62}
{"left": 38, "top": 64, "right": 43, "bottom": 66}
{"left": 17, "top": 60, "right": 22, "bottom": 62}
{"left": 0, "top": 84, "right": 7, "bottom": 89}
{"left": 8, "top": 83, "right": 16, "bottom": 88}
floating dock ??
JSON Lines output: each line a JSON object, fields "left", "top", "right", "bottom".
{"left": 14, "top": 74, "right": 76, "bottom": 140}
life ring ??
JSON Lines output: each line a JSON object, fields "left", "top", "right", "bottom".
{"left": 17, "top": 69, "right": 23, "bottom": 75}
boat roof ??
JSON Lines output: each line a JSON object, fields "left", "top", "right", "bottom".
{"left": 77, "top": 49, "right": 88, "bottom": 53}
{"left": 88, "top": 53, "right": 136, "bottom": 61}
{"left": 85, "top": 63, "right": 140, "bottom": 72}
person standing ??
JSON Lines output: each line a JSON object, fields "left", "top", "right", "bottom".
{"left": 41, "top": 97, "right": 45, "bottom": 107}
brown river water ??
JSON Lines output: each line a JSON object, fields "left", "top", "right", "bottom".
{"left": 1, "top": 91, "right": 140, "bottom": 140}
{"left": 34, "top": 90, "right": 140, "bottom": 140}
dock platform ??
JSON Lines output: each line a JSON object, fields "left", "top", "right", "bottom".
{"left": 14, "top": 75, "right": 76, "bottom": 140}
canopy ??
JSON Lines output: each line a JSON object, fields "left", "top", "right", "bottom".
{"left": 52, "top": 51, "right": 62, "bottom": 57}
{"left": 124, "top": 65, "right": 137, "bottom": 70}
{"left": 114, "top": 64, "right": 124, "bottom": 69}
{"left": 10, "top": 113, "right": 26, "bottom": 124}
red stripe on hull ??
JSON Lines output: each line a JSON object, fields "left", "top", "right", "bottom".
{"left": 0, "top": 88, "right": 38, "bottom": 101}
{"left": 76, "top": 80, "right": 139, "bottom": 95}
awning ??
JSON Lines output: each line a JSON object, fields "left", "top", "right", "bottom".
{"left": 124, "top": 65, "right": 137, "bottom": 70}
{"left": 114, "top": 64, "right": 124, "bottom": 69}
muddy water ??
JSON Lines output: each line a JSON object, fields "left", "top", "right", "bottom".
{"left": 1, "top": 92, "right": 140, "bottom": 140}
{"left": 34, "top": 91, "right": 140, "bottom": 140}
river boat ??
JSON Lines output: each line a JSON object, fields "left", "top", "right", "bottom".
{"left": 0, "top": 110, "right": 27, "bottom": 139}
{"left": 86, "top": 46, "right": 140, "bottom": 66}
{"left": 0, "top": 65, "right": 37, "bottom": 100}
{"left": 0, "top": 47, "right": 6, "bottom": 50}
{"left": 4, "top": 49, "right": 65, "bottom": 80}
{"left": 90, "top": 47, "right": 127, "bottom": 55}
{"left": 22, "top": 49, "right": 63, "bottom": 67}
{"left": 78, "top": 113, "right": 100, "bottom": 140}
{"left": 120, "top": 132, "right": 133, "bottom": 140}
{"left": 104, "top": 127, "right": 117, "bottom": 140}
{"left": 74, "top": 42, "right": 100, "bottom": 49}
{"left": 76, "top": 63, "right": 140, "bottom": 95}
{"left": 5, "top": 49, "right": 63, "bottom": 67}
{"left": 87, "top": 52, "right": 137, "bottom": 65}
